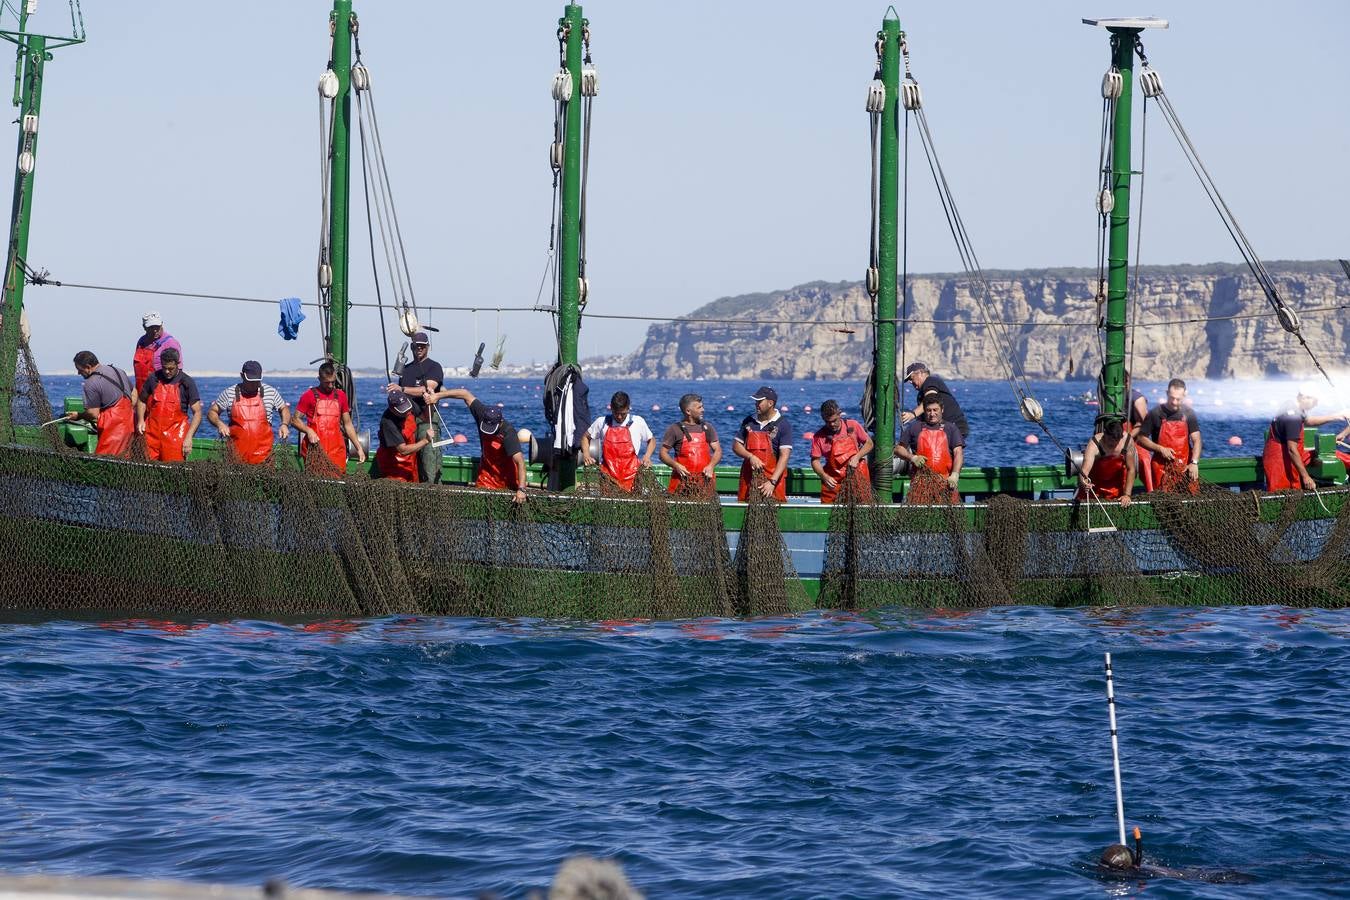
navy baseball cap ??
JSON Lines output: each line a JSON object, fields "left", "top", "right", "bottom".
{"left": 411, "top": 331, "right": 431, "bottom": 346}
{"left": 388, "top": 390, "right": 413, "bottom": 414}
{"left": 751, "top": 386, "right": 778, "bottom": 404}
{"left": 478, "top": 405, "right": 503, "bottom": 435}
{"left": 904, "top": 361, "right": 928, "bottom": 377}
{"left": 241, "top": 360, "right": 263, "bottom": 382}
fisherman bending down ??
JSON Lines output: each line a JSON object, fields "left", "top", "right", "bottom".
{"left": 134, "top": 348, "right": 201, "bottom": 462}
{"left": 68, "top": 350, "right": 135, "bottom": 458}
{"left": 900, "top": 362, "right": 969, "bottom": 444}
{"left": 580, "top": 391, "right": 655, "bottom": 493}
{"left": 733, "top": 386, "right": 791, "bottom": 501}
{"left": 810, "top": 399, "right": 873, "bottom": 504}
{"left": 894, "top": 392, "right": 963, "bottom": 504}
{"left": 207, "top": 360, "right": 289, "bottom": 466}
{"left": 374, "top": 390, "right": 428, "bottom": 483}
{"left": 437, "top": 388, "right": 528, "bottom": 504}
{"left": 660, "top": 393, "right": 721, "bottom": 496}
{"left": 1077, "top": 418, "right": 1137, "bottom": 506}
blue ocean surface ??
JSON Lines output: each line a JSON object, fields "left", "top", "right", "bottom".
{"left": 40, "top": 374, "right": 1345, "bottom": 470}
{"left": 2, "top": 608, "right": 1348, "bottom": 898}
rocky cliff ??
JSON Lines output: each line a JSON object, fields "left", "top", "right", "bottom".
{"left": 624, "top": 261, "right": 1348, "bottom": 381}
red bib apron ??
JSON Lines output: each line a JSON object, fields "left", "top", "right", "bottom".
{"left": 600, "top": 419, "right": 640, "bottom": 492}
{"left": 229, "top": 389, "right": 273, "bottom": 465}
{"left": 819, "top": 419, "right": 872, "bottom": 504}
{"left": 145, "top": 379, "right": 188, "bottom": 462}
{"left": 907, "top": 425, "right": 958, "bottom": 504}
{"left": 132, "top": 342, "right": 156, "bottom": 394}
{"left": 1262, "top": 423, "right": 1311, "bottom": 491}
{"left": 91, "top": 369, "right": 134, "bottom": 458}
{"left": 375, "top": 414, "right": 419, "bottom": 482}
{"left": 476, "top": 431, "right": 520, "bottom": 490}
{"left": 668, "top": 424, "right": 713, "bottom": 495}
{"left": 301, "top": 390, "right": 348, "bottom": 474}
{"left": 1152, "top": 417, "right": 1197, "bottom": 494}
{"left": 739, "top": 428, "right": 786, "bottom": 501}
{"left": 1076, "top": 446, "right": 1128, "bottom": 500}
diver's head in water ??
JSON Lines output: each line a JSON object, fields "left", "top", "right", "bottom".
{"left": 1099, "top": 843, "right": 1136, "bottom": 870}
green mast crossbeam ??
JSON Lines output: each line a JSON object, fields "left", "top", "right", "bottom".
{"left": 873, "top": 10, "right": 901, "bottom": 499}
{"left": 1085, "top": 16, "right": 1167, "bottom": 421}
{"left": 556, "top": 3, "right": 584, "bottom": 367}
{"left": 326, "top": 0, "right": 354, "bottom": 366}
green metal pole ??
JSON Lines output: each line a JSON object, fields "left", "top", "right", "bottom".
{"left": 327, "top": 0, "right": 353, "bottom": 366}
{"left": 0, "top": 34, "right": 45, "bottom": 442}
{"left": 873, "top": 14, "right": 901, "bottom": 499}
{"left": 1101, "top": 29, "right": 1136, "bottom": 422}
{"left": 557, "top": 3, "right": 583, "bottom": 367}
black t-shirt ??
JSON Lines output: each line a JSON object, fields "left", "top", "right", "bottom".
{"left": 899, "top": 419, "right": 965, "bottom": 454}
{"left": 399, "top": 358, "right": 444, "bottom": 418}
{"left": 137, "top": 370, "right": 200, "bottom": 417}
{"left": 915, "top": 374, "right": 968, "bottom": 437}
{"left": 470, "top": 399, "right": 522, "bottom": 458}
{"left": 1269, "top": 412, "right": 1304, "bottom": 445}
{"left": 379, "top": 409, "right": 412, "bottom": 450}
{"left": 1140, "top": 405, "right": 1199, "bottom": 444}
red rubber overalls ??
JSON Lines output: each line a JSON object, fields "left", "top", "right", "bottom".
{"left": 1152, "top": 417, "right": 1197, "bottom": 494}
{"left": 907, "top": 425, "right": 959, "bottom": 505}
{"left": 301, "top": 390, "right": 348, "bottom": 474}
{"left": 144, "top": 377, "right": 189, "bottom": 462}
{"left": 229, "top": 389, "right": 273, "bottom": 465}
{"left": 738, "top": 426, "right": 786, "bottom": 502}
{"left": 668, "top": 424, "right": 713, "bottom": 495}
{"left": 476, "top": 430, "right": 519, "bottom": 490}
{"left": 1262, "top": 421, "right": 1311, "bottom": 491}
{"left": 1076, "top": 441, "right": 1129, "bottom": 501}
{"left": 819, "top": 419, "right": 872, "bottom": 504}
{"left": 376, "top": 414, "right": 418, "bottom": 482}
{"left": 600, "top": 419, "right": 640, "bottom": 492}
{"left": 91, "top": 369, "right": 134, "bottom": 458}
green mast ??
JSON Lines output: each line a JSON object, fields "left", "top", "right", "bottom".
{"left": 556, "top": 3, "right": 584, "bottom": 367}
{"left": 325, "top": 0, "right": 354, "bottom": 366}
{"left": 1088, "top": 17, "right": 1166, "bottom": 421}
{"left": 0, "top": 5, "right": 83, "bottom": 442}
{"left": 873, "top": 12, "right": 901, "bottom": 499}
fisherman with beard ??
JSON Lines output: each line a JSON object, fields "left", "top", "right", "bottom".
{"left": 660, "top": 393, "right": 722, "bottom": 496}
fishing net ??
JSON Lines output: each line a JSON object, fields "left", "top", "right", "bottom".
{"left": 1, "top": 344, "right": 1348, "bottom": 619}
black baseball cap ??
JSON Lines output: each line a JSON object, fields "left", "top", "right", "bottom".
{"left": 388, "top": 390, "right": 413, "bottom": 414}
{"left": 904, "top": 362, "right": 929, "bottom": 377}
{"left": 751, "top": 386, "right": 778, "bottom": 404}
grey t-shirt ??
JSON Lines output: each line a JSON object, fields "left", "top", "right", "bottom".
{"left": 82, "top": 364, "right": 134, "bottom": 411}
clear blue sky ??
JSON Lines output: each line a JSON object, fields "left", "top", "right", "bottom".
{"left": 14, "top": 0, "right": 1349, "bottom": 374}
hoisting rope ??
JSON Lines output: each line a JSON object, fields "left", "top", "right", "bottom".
{"left": 1132, "top": 36, "right": 1335, "bottom": 390}
{"left": 316, "top": 24, "right": 339, "bottom": 361}
{"left": 1093, "top": 41, "right": 1122, "bottom": 372}
{"left": 861, "top": 35, "right": 884, "bottom": 431}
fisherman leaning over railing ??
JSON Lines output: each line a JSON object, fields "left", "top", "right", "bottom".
{"left": 1077, "top": 418, "right": 1137, "bottom": 507}
{"left": 66, "top": 350, "right": 135, "bottom": 458}
{"left": 436, "top": 387, "right": 528, "bottom": 504}
{"left": 373, "top": 390, "right": 427, "bottom": 483}
{"left": 134, "top": 348, "right": 202, "bottom": 462}
{"left": 900, "top": 362, "right": 969, "bottom": 447}
{"left": 660, "top": 393, "right": 721, "bottom": 498}
{"left": 579, "top": 390, "right": 655, "bottom": 493}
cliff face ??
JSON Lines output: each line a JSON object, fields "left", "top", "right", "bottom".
{"left": 624, "top": 262, "right": 1348, "bottom": 381}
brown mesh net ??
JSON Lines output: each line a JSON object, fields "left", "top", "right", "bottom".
{"left": 2, "top": 344, "right": 1348, "bottom": 618}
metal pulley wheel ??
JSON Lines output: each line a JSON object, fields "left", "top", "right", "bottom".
{"left": 17, "top": 151, "right": 33, "bottom": 175}
{"left": 581, "top": 67, "right": 599, "bottom": 97}
{"left": 317, "top": 263, "right": 332, "bottom": 288}
{"left": 1019, "top": 397, "right": 1045, "bottom": 423}
{"left": 318, "top": 69, "right": 339, "bottom": 99}
{"left": 550, "top": 141, "right": 564, "bottom": 171}
{"left": 865, "top": 79, "right": 885, "bottom": 113}
{"left": 1139, "top": 67, "right": 1163, "bottom": 98}
{"left": 1101, "top": 69, "right": 1123, "bottom": 99}
{"left": 578, "top": 277, "right": 589, "bottom": 308}
{"left": 900, "top": 78, "right": 922, "bottom": 111}
{"left": 866, "top": 267, "right": 880, "bottom": 297}
{"left": 399, "top": 308, "right": 421, "bottom": 337}
{"left": 551, "top": 70, "right": 573, "bottom": 102}
{"left": 1276, "top": 305, "right": 1301, "bottom": 335}
{"left": 1096, "top": 189, "right": 1115, "bottom": 215}
{"left": 350, "top": 63, "right": 371, "bottom": 92}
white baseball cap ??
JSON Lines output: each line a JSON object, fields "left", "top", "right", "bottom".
{"left": 142, "top": 312, "right": 163, "bottom": 328}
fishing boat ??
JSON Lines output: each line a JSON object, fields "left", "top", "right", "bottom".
{"left": 1, "top": 4, "right": 1347, "bottom": 619}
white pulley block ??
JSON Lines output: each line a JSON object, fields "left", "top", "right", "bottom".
{"left": 21, "top": 114, "right": 37, "bottom": 136}
{"left": 551, "top": 70, "right": 573, "bottom": 102}
{"left": 900, "top": 79, "right": 922, "bottom": 111}
{"left": 866, "top": 267, "right": 880, "bottom": 297}
{"left": 1102, "top": 69, "right": 1123, "bottom": 100}
{"left": 581, "top": 67, "right": 599, "bottom": 97}
{"left": 1140, "top": 68, "right": 1163, "bottom": 98}
{"left": 550, "top": 141, "right": 564, "bottom": 170}
{"left": 399, "top": 309, "right": 421, "bottom": 337}
{"left": 1019, "top": 397, "right": 1045, "bottom": 423}
{"left": 318, "top": 70, "right": 339, "bottom": 99}
{"left": 578, "top": 277, "right": 589, "bottom": 308}
{"left": 318, "top": 263, "right": 332, "bottom": 288}
{"left": 350, "top": 63, "right": 370, "bottom": 92}
{"left": 17, "top": 151, "right": 33, "bottom": 175}
{"left": 1096, "top": 189, "right": 1115, "bottom": 215}
{"left": 865, "top": 79, "right": 886, "bottom": 113}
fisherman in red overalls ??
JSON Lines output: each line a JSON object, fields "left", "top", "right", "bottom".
{"left": 1076, "top": 417, "right": 1137, "bottom": 506}
{"left": 206, "top": 360, "right": 290, "bottom": 466}
{"left": 1135, "top": 378, "right": 1201, "bottom": 494}
{"left": 134, "top": 348, "right": 202, "bottom": 462}
{"left": 809, "top": 399, "right": 874, "bottom": 504}
{"left": 131, "top": 311, "right": 183, "bottom": 394}
{"left": 893, "top": 393, "right": 964, "bottom": 504}
{"left": 1261, "top": 385, "right": 1346, "bottom": 491}
{"left": 66, "top": 350, "right": 136, "bottom": 457}
{"left": 580, "top": 391, "right": 655, "bottom": 492}
{"left": 292, "top": 360, "right": 367, "bottom": 476}
{"left": 660, "top": 393, "right": 722, "bottom": 496}
{"left": 437, "top": 387, "right": 529, "bottom": 503}
{"left": 732, "top": 386, "right": 792, "bottom": 502}
{"left": 374, "top": 390, "right": 427, "bottom": 483}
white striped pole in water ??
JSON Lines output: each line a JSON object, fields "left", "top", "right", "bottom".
{"left": 1104, "top": 652, "right": 1127, "bottom": 846}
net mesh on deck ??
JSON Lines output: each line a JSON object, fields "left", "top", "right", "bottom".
{"left": 1, "top": 342, "right": 1348, "bottom": 618}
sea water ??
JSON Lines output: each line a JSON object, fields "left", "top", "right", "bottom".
{"left": 1, "top": 608, "right": 1348, "bottom": 898}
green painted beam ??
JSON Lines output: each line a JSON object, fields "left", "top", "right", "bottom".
{"left": 1100, "top": 28, "right": 1138, "bottom": 422}
{"left": 872, "top": 13, "right": 901, "bottom": 497}
{"left": 326, "top": 0, "right": 354, "bottom": 365}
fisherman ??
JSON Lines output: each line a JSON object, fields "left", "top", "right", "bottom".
{"left": 810, "top": 399, "right": 874, "bottom": 504}
{"left": 580, "top": 390, "right": 655, "bottom": 492}
{"left": 206, "top": 360, "right": 290, "bottom": 466}
{"left": 660, "top": 393, "right": 722, "bottom": 496}
{"left": 1123, "top": 370, "right": 1154, "bottom": 492}
{"left": 1135, "top": 378, "right": 1201, "bottom": 494}
{"left": 436, "top": 387, "right": 528, "bottom": 503}
{"left": 131, "top": 311, "right": 183, "bottom": 394}
{"left": 66, "top": 350, "right": 135, "bottom": 457}
{"left": 134, "top": 348, "right": 202, "bottom": 462}
{"left": 1262, "top": 385, "right": 1345, "bottom": 491}
{"left": 389, "top": 331, "right": 443, "bottom": 484}
{"left": 900, "top": 361, "right": 969, "bottom": 442}
{"left": 292, "top": 361, "right": 366, "bottom": 475}
{"left": 373, "top": 390, "right": 427, "bottom": 483}
{"left": 1077, "top": 418, "right": 1137, "bottom": 506}
{"left": 893, "top": 392, "right": 964, "bottom": 503}
{"left": 732, "top": 385, "right": 792, "bottom": 501}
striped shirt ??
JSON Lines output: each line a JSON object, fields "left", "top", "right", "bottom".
{"left": 212, "top": 384, "right": 287, "bottom": 424}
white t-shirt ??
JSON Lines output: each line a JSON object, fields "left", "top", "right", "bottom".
{"left": 585, "top": 413, "right": 654, "bottom": 459}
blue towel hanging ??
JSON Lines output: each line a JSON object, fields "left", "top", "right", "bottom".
{"left": 278, "top": 297, "right": 306, "bottom": 341}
